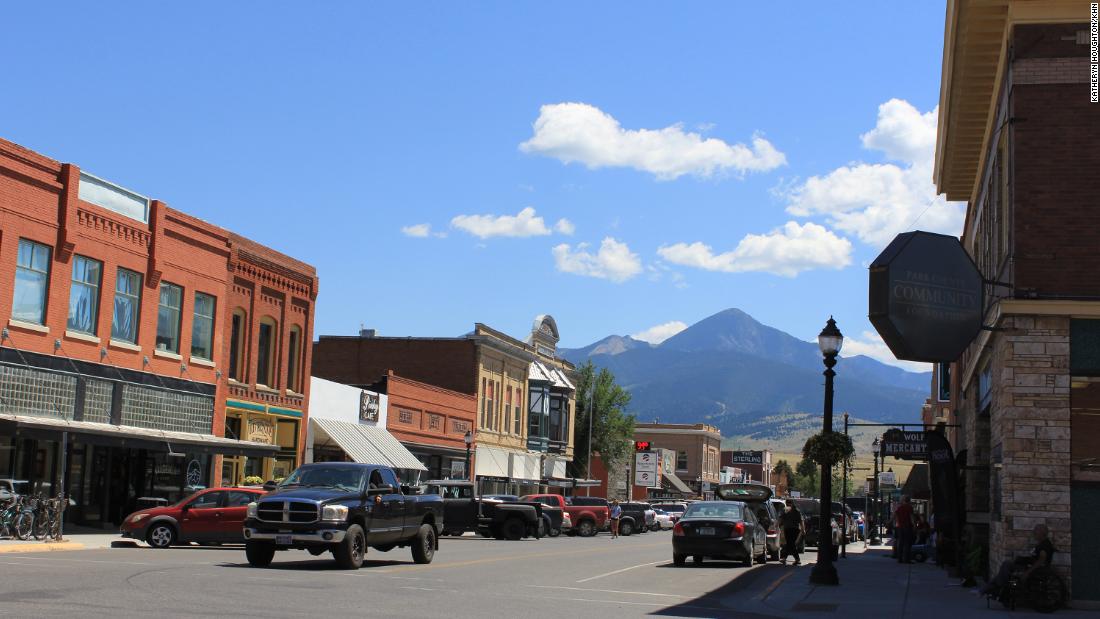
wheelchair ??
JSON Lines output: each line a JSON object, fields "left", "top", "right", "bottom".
{"left": 988, "top": 564, "right": 1066, "bottom": 614}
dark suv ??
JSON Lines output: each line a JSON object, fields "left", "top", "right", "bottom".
{"left": 716, "top": 483, "right": 780, "bottom": 561}
{"left": 617, "top": 502, "right": 655, "bottom": 536}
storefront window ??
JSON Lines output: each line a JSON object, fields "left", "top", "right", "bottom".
{"left": 190, "top": 292, "right": 216, "bottom": 360}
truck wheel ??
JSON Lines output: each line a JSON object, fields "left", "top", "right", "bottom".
{"left": 673, "top": 553, "right": 686, "bottom": 566}
{"left": 332, "top": 524, "right": 366, "bottom": 569}
{"left": 548, "top": 527, "right": 561, "bottom": 538}
{"left": 577, "top": 519, "right": 596, "bottom": 537}
{"left": 502, "top": 518, "right": 525, "bottom": 541}
{"left": 411, "top": 524, "right": 436, "bottom": 564}
{"left": 537, "top": 517, "right": 549, "bottom": 539}
{"left": 245, "top": 541, "right": 275, "bottom": 567}
{"left": 620, "top": 520, "right": 634, "bottom": 536}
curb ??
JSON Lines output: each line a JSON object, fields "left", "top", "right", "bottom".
{"left": 0, "top": 541, "right": 86, "bottom": 554}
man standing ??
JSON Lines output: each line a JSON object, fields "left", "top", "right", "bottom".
{"left": 893, "top": 495, "right": 916, "bottom": 563}
{"left": 778, "top": 499, "right": 805, "bottom": 566}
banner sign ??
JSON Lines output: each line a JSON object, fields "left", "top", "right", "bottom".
{"left": 726, "top": 451, "right": 764, "bottom": 465}
{"left": 926, "top": 431, "right": 959, "bottom": 547}
{"left": 634, "top": 470, "right": 657, "bottom": 487}
{"left": 359, "top": 391, "right": 380, "bottom": 422}
{"left": 882, "top": 429, "right": 928, "bottom": 460}
{"left": 869, "top": 231, "right": 983, "bottom": 363}
{"left": 635, "top": 451, "right": 657, "bottom": 473}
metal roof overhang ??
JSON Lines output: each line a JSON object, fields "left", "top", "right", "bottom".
{"left": 0, "top": 413, "right": 278, "bottom": 458}
{"left": 662, "top": 473, "right": 694, "bottom": 496}
{"left": 310, "top": 417, "right": 427, "bottom": 471}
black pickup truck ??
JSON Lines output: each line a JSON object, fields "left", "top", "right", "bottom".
{"left": 423, "top": 481, "right": 559, "bottom": 540}
{"left": 243, "top": 462, "right": 443, "bottom": 569}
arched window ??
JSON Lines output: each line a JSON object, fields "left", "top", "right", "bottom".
{"left": 229, "top": 308, "right": 247, "bottom": 382}
{"left": 257, "top": 316, "right": 278, "bottom": 388}
{"left": 287, "top": 325, "right": 303, "bottom": 393}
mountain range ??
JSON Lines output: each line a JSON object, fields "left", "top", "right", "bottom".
{"left": 560, "top": 308, "right": 931, "bottom": 441}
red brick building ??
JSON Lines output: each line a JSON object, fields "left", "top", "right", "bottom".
{"left": 934, "top": 5, "right": 1100, "bottom": 600}
{"left": 382, "top": 372, "right": 477, "bottom": 480}
{"left": 0, "top": 137, "right": 316, "bottom": 526}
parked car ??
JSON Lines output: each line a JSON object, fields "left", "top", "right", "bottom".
{"left": 425, "top": 482, "right": 552, "bottom": 540}
{"left": 242, "top": 463, "right": 443, "bottom": 569}
{"left": 790, "top": 498, "right": 820, "bottom": 548}
{"left": 671, "top": 500, "right": 767, "bottom": 567}
{"left": 618, "top": 502, "right": 655, "bottom": 536}
{"left": 545, "top": 495, "right": 610, "bottom": 537}
{"left": 832, "top": 501, "right": 856, "bottom": 543}
{"left": 652, "top": 509, "right": 674, "bottom": 530}
{"left": 651, "top": 502, "right": 687, "bottom": 523}
{"left": 716, "top": 483, "right": 780, "bottom": 561}
{"left": 120, "top": 487, "right": 264, "bottom": 548}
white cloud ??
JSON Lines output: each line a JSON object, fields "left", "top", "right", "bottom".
{"left": 401, "top": 223, "right": 432, "bottom": 238}
{"left": 520, "top": 102, "right": 786, "bottom": 180}
{"left": 657, "top": 221, "right": 852, "bottom": 277}
{"left": 842, "top": 330, "right": 931, "bottom": 373}
{"left": 554, "top": 218, "right": 576, "bottom": 235}
{"left": 552, "top": 237, "right": 642, "bottom": 283}
{"left": 451, "top": 207, "right": 551, "bottom": 239}
{"left": 632, "top": 321, "right": 688, "bottom": 345}
{"left": 782, "top": 99, "right": 964, "bottom": 247}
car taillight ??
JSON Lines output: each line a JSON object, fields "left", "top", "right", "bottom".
{"left": 730, "top": 522, "right": 745, "bottom": 538}
{"left": 673, "top": 522, "right": 685, "bottom": 536}
{"left": 768, "top": 527, "right": 777, "bottom": 535}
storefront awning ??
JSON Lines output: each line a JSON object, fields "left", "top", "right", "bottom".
{"left": 310, "top": 417, "right": 426, "bottom": 471}
{"left": 0, "top": 413, "right": 278, "bottom": 458}
{"left": 662, "top": 472, "right": 695, "bottom": 496}
{"left": 474, "top": 444, "right": 511, "bottom": 479}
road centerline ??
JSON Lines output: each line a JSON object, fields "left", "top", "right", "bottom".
{"left": 575, "top": 559, "right": 667, "bottom": 583}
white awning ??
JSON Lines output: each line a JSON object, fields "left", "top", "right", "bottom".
{"left": 529, "top": 360, "right": 574, "bottom": 391}
{"left": 310, "top": 417, "right": 426, "bottom": 471}
{"left": 475, "top": 444, "right": 511, "bottom": 478}
{"left": 510, "top": 451, "right": 542, "bottom": 482}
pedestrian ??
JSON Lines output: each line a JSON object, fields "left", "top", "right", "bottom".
{"left": 893, "top": 495, "right": 916, "bottom": 563}
{"left": 777, "top": 499, "right": 805, "bottom": 566}
{"left": 610, "top": 500, "right": 622, "bottom": 539}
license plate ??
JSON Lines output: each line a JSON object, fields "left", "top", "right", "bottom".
{"left": 698, "top": 527, "right": 715, "bottom": 536}
{"left": 275, "top": 535, "right": 293, "bottom": 545}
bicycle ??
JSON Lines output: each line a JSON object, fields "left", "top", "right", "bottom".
{"left": 32, "top": 493, "right": 65, "bottom": 541}
{"left": 0, "top": 493, "right": 33, "bottom": 540}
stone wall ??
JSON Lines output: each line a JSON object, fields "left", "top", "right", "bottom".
{"left": 989, "top": 314, "right": 1072, "bottom": 583}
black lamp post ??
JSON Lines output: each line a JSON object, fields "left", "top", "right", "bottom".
{"left": 871, "top": 437, "right": 881, "bottom": 545}
{"left": 810, "top": 317, "right": 842, "bottom": 586}
{"left": 464, "top": 430, "right": 473, "bottom": 482}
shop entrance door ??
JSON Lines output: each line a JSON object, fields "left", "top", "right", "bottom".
{"left": 1072, "top": 483, "right": 1100, "bottom": 601}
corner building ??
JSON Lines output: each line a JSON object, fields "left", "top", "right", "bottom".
{"left": 934, "top": 2, "right": 1100, "bottom": 601}
{"left": 0, "top": 137, "right": 316, "bottom": 527}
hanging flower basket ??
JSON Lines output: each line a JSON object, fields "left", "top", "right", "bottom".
{"left": 802, "top": 431, "right": 854, "bottom": 467}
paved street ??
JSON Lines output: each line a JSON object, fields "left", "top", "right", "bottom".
{"left": 0, "top": 531, "right": 779, "bottom": 618}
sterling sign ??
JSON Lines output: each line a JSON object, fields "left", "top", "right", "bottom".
{"left": 726, "top": 451, "right": 764, "bottom": 466}
{"left": 869, "top": 231, "right": 984, "bottom": 363}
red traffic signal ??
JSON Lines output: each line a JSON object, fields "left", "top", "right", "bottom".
{"left": 634, "top": 441, "right": 651, "bottom": 451}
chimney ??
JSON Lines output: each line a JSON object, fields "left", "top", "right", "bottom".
{"left": 359, "top": 328, "right": 376, "bottom": 338}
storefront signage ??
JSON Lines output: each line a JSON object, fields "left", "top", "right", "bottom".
{"left": 635, "top": 451, "right": 657, "bottom": 473}
{"left": 869, "top": 231, "right": 984, "bottom": 363}
{"left": 635, "top": 470, "right": 657, "bottom": 487}
{"left": 359, "top": 391, "right": 380, "bottom": 422}
{"left": 450, "top": 460, "right": 466, "bottom": 478}
{"left": 879, "top": 471, "right": 897, "bottom": 488}
{"left": 247, "top": 417, "right": 275, "bottom": 444}
{"left": 882, "top": 429, "right": 928, "bottom": 460}
{"left": 727, "top": 451, "right": 764, "bottom": 465}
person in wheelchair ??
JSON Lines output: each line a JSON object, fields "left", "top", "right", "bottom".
{"left": 982, "top": 523, "right": 1055, "bottom": 596}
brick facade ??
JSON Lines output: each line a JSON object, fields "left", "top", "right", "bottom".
{"left": 634, "top": 423, "right": 722, "bottom": 496}
{"left": 385, "top": 372, "right": 477, "bottom": 479}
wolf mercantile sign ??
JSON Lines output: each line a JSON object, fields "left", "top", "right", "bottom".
{"left": 869, "top": 231, "right": 983, "bottom": 363}
{"left": 882, "top": 429, "right": 927, "bottom": 460}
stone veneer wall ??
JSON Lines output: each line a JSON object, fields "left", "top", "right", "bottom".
{"left": 989, "top": 315, "right": 1072, "bottom": 584}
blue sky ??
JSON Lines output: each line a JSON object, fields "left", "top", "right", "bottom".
{"left": 1, "top": 2, "right": 958, "bottom": 371}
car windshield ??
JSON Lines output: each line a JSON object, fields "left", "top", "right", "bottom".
{"left": 173, "top": 490, "right": 205, "bottom": 507}
{"left": 655, "top": 504, "right": 684, "bottom": 513}
{"left": 683, "top": 503, "right": 742, "bottom": 520}
{"left": 279, "top": 466, "right": 365, "bottom": 492}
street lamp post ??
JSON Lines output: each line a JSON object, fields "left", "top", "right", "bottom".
{"left": 464, "top": 430, "right": 473, "bottom": 482}
{"left": 810, "top": 317, "right": 842, "bottom": 586}
{"left": 871, "top": 437, "right": 881, "bottom": 545}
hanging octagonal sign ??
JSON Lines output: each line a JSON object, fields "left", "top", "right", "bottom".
{"left": 869, "top": 231, "right": 983, "bottom": 363}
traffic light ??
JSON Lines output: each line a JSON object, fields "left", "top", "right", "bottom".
{"left": 634, "top": 440, "right": 651, "bottom": 451}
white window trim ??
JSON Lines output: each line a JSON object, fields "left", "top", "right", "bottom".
{"left": 8, "top": 319, "right": 49, "bottom": 334}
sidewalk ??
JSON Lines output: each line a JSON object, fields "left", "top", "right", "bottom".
{"left": 747, "top": 542, "right": 1099, "bottom": 617}
{"left": 0, "top": 525, "right": 134, "bottom": 554}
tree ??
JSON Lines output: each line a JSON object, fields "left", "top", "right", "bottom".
{"left": 568, "top": 361, "right": 636, "bottom": 479}
{"left": 772, "top": 459, "right": 794, "bottom": 483}
{"left": 793, "top": 458, "right": 819, "bottom": 497}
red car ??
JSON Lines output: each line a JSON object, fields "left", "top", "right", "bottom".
{"left": 120, "top": 487, "right": 264, "bottom": 548}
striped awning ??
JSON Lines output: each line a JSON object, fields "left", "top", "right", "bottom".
{"left": 310, "top": 417, "right": 426, "bottom": 471}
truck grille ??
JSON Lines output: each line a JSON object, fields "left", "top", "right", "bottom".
{"left": 256, "top": 500, "right": 318, "bottom": 524}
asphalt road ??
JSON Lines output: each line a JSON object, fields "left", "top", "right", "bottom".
{"left": 0, "top": 530, "right": 790, "bottom": 618}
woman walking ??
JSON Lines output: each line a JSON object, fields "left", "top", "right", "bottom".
{"left": 610, "top": 500, "right": 622, "bottom": 539}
